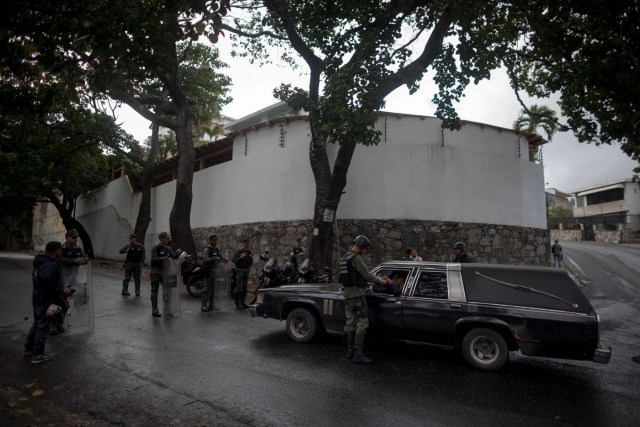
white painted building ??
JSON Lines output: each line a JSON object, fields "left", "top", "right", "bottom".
{"left": 571, "top": 179, "right": 640, "bottom": 230}
{"left": 33, "top": 103, "right": 549, "bottom": 264}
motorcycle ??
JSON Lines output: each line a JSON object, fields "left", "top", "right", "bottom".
{"left": 180, "top": 253, "right": 206, "bottom": 297}
{"left": 295, "top": 257, "right": 332, "bottom": 284}
{"left": 249, "top": 252, "right": 285, "bottom": 304}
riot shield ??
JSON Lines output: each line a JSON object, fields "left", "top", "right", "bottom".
{"left": 65, "top": 262, "right": 94, "bottom": 335}
{"left": 162, "top": 258, "right": 180, "bottom": 317}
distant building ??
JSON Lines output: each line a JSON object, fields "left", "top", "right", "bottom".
{"left": 572, "top": 179, "right": 640, "bottom": 240}
{"left": 549, "top": 178, "right": 640, "bottom": 243}
{"left": 545, "top": 188, "right": 572, "bottom": 211}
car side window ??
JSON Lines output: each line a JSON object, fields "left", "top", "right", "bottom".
{"left": 370, "top": 269, "right": 410, "bottom": 295}
{"left": 413, "top": 271, "right": 448, "bottom": 299}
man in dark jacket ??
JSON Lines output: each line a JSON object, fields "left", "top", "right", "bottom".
{"left": 24, "top": 241, "right": 65, "bottom": 364}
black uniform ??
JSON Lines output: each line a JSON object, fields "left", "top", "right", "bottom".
{"left": 26, "top": 254, "right": 64, "bottom": 359}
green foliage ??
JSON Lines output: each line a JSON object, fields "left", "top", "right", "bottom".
{"left": 547, "top": 207, "right": 574, "bottom": 219}
{"left": 0, "top": 75, "right": 120, "bottom": 210}
{"left": 504, "top": 1, "right": 640, "bottom": 170}
{"left": 514, "top": 105, "right": 559, "bottom": 141}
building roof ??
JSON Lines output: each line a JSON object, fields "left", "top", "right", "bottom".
{"left": 570, "top": 178, "right": 635, "bottom": 195}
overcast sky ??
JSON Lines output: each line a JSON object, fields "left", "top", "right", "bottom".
{"left": 118, "top": 44, "right": 637, "bottom": 194}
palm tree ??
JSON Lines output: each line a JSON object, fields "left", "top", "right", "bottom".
{"left": 514, "top": 105, "right": 559, "bottom": 161}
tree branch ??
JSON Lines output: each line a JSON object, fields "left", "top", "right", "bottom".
{"left": 220, "top": 23, "right": 288, "bottom": 40}
{"left": 110, "top": 89, "right": 175, "bottom": 130}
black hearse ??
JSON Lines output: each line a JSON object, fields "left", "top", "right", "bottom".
{"left": 251, "top": 261, "right": 611, "bottom": 371}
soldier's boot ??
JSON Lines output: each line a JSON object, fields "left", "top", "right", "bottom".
{"left": 134, "top": 280, "right": 141, "bottom": 296}
{"left": 352, "top": 333, "right": 374, "bottom": 364}
{"left": 345, "top": 331, "right": 356, "bottom": 360}
{"left": 122, "top": 279, "right": 130, "bottom": 296}
{"left": 151, "top": 292, "right": 161, "bottom": 317}
{"left": 201, "top": 288, "right": 212, "bottom": 311}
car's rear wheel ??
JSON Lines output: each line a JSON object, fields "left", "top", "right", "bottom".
{"left": 461, "top": 328, "right": 508, "bottom": 371}
{"left": 286, "top": 307, "right": 318, "bottom": 343}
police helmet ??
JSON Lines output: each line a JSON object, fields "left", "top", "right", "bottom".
{"left": 453, "top": 241, "right": 466, "bottom": 251}
{"left": 353, "top": 235, "right": 371, "bottom": 249}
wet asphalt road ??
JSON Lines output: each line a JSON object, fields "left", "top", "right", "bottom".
{"left": 0, "top": 244, "right": 639, "bottom": 426}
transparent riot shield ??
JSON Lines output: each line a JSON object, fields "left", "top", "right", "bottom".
{"left": 162, "top": 258, "right": 180, "bottom": 317}
{"left": 65, "top": 262, "right": 94, "bottom": 335}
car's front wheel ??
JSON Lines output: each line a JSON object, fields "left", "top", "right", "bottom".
{"left": 286, "top": 307, "right": 318, "bottom": 343}
{"left": 461, "top": 328, "right": 508, "bottom": 371}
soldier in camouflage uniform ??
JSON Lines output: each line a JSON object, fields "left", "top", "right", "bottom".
{"left": 149, "top": 232, "right": 179, "bottom": 317}
{"left": 201, "top": 235, "right": 226, "bottom": 312}
{"left": 54, "top": 229, "right": 88, "bottom": 334}
{"left": 338, "top": 235, "right": 389, "bottom": 364}
{"left": 119, "top": 234, "right": 145, "bottom": 296}
{"left": 232, "top": 238, "right": 253, "bottom": 309}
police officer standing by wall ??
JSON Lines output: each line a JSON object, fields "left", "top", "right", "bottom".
{"left": 201, "top": 235, "right": 226, "bottom": 312}
{"left": 338, "top": 235, "right": 389, "bottom": 364}
{"left": 119, "top": 234, "right": 145, "bottom": 296}
{"left": 453, "top": 241, "right": 473, "bottom": 263}
{"left": 149, "top": 232, "right": 179, "bottom": 317}
{"left": 232, "top": 238, "right": 253, "bottom": 309}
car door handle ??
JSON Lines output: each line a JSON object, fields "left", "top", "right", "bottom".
{"left": 450, "top": 303, "right": 462, "bottom": 310}
{"left": 386, "top": 298, "right": 397, "bottom": 303}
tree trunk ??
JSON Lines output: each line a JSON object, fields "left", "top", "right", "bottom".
{"left": 162, "top": 70, "right": 197, "bottom": 257}
{"left": 308, "top": 141, "right": 357, "bottom": 270}
{"left": 133, "top": 122, "right": 159, "bottom": 246}
{"left": 49, "top": 195, "right": 95, "bottom": 259}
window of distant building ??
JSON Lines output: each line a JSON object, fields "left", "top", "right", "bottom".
{"left": 586, "top": 188, "right": 624, "bottom": 205}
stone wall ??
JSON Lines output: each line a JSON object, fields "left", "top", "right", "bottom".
{"left": 550, "top": 230, "right": 583, "bottom": 242}
{"left": 595, "top": 230, "right": 623, "bottom": 243}
{"left": 193, "top": 219, "right": 551, "bottom": 280}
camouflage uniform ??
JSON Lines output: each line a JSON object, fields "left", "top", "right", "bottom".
{"left": 119, "top": 239, "right": 145, "bottom": 296}
{"left": 201, "top": 244, "right": 222, "bottom": 311}
{"left": 149, "top": 237, "right": 178, "bottom": 316}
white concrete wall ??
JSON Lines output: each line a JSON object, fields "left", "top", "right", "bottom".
{"left": 65, "top": 114, "right": 546, "bottom": 258}
{"left": 337, "top": 115, "right": 545, "bottom": 228}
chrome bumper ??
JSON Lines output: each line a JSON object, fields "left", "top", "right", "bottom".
{"left": 593, "top": 346, "right": 611, "bottom": 364}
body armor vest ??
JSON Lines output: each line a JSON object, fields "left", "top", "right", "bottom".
{"left": 338, "top": 253, "right": 362, "bottom": 287}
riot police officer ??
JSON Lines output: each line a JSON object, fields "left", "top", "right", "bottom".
{"left": 201, "top": 235, "right": 226, "bottom": 312}
{"left": 232, "top": 238, "right": 253, "bottom": 309}
{"left": 55, "top": 229, "right": 88, "bottom": 334}
{"left": 119, "top": 234, "right": 145, "bottom": 296}
{"left": 338, "top": 235, "right": 389, "bottom": 364}
{"left": 149, "top": 232, "right": 179, "bottom": 317}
